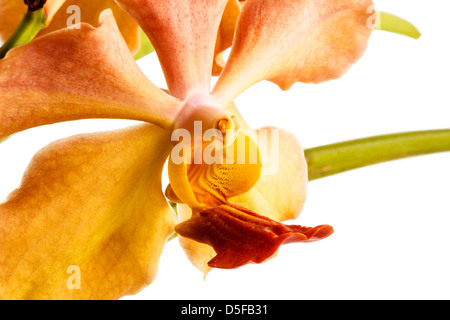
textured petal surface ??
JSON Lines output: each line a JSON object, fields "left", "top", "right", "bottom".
{"left": 168, "top": 130, "right": 262, "bottom": 208}
{"left": 176, "top": 203, "right": 333, "bottom": 269}
{"left": 0, "top": 124, "right": 176, "bottom": 300}
{"left": 0, "top": 10, "right": 181, "bottom": 139}
{"left": 115, "top": 0, "right": 229, "bottom": 99}
{"left": 213, "top": 0, "right": 374, "bottom": 104}
{"left": 212, "top": 0, "right": 241, "bottom": 76}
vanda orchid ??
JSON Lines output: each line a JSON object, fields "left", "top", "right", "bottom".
{"left": 0, "top": 0, "right": 446, "bottom": 300}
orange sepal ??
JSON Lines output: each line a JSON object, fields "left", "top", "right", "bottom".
{"left": 0, "top": 9, "right": 180, "bottom": 139}
{"left": 212, "top": 0, "right": 241, "bottom": 76}
{"left": 115, "top": 0, "right": 229, "bottom": 99}
{"left": 213, "top": 0, "right": 374, "bottom": 105}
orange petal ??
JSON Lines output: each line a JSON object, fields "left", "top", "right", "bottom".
{"left": 212, "top": 0, "right": 241, "bottom": 76}
{"left": 39, "top": 0, "right": 140, "bottom": 55}
{"left": 115, "top": 0, "right": 229, "bottom": 99}
{"left": 0, "top": 0, "right": 63, "bottom": 43}
{"left": 213, "top": 0, "right": 374, "bottom": 105}
{"left": 176, "top": 203, "right": 333, "bottom": 269}
{"left": 167, "top": 130, "right": 262, "bottom": 208}
{"left": 0, "top": 124, "right": 176, "bottom": 299}
{"left": 0, "top": 9, "right": 181, "bottom": 139}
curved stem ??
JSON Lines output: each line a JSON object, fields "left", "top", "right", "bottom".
{"left": 305, "top": 129, "right": 450, "bottom": 181}
{"left": 0, "top": 8, "right": 46, "bottom": 59}
{"left": 375, "top": 11, "right": 421, "bottom": 39}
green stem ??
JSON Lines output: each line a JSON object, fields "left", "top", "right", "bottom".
{"left": 133, "top": 29, "right": 154, "bottom": 60}
{"left": 375, "top": 11, "right": 421, "bottom": 39}
{"left": 305, "top": 129, "right": 450, "bottom": 181}
{"left": 0, "top": 8, "right": 47, "bottom": 59}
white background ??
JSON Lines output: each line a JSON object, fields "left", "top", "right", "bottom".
{"left": 1, "top": 0, "right": 449, "bottom": 300}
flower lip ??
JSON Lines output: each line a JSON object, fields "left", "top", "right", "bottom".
{"left": 175, "top": 203, "right": 334, "bottom": 269}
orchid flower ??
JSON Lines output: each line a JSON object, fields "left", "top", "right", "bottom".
{"left": 0, "top": 0, "right": 375, "bottom": 299}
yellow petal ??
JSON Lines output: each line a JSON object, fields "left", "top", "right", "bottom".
{"left": 0, "top": 124, "right": 176, "bottom": 300}
{"left": 115, "top": 0, "right": 229, "bottom": 99}
{"left": 230, "top": 127, "right": 308, "bottom": 222}
{"left": 39, "top": 0, "right": 140, "bottom": 55}
{"left": 168, "top": 130, "right": 262, "bottom": 208}
{"left": 213, "top": 0, "right": 374, "bottom": 105}
{"left": 212, "top": 0, "right": 241, "bottom": 76}
{"left": 177, "top": 204, "right": 215, "bottom": 276}
{"left": 0, "top": 9, "right": 181, "bottom": 139}
{"left": 224, "top": 103, "right": 308, "bottom": 221}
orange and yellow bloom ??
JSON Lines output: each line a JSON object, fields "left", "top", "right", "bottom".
{"left": 0, "top": 0, "right": 374, "bottom": 299}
